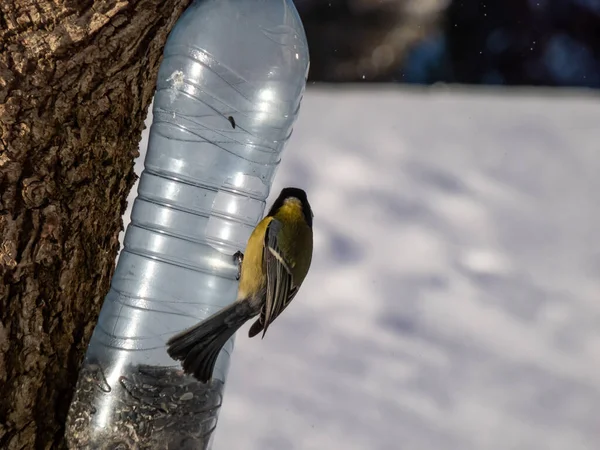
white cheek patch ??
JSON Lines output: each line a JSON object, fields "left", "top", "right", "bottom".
{"left": 283, "top": 197, "right": 302, "bottom": 207}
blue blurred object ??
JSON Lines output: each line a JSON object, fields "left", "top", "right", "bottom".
{"left": 65, "top": 0, "right": 309, "bottom": 448}
{"left": 572, "top": 0, "right": 600, "bottom": 14}
{"left": 401, "top": 34, "right": 448, "bottom": 84}
{"left": 401, "top": 0, "right": 600, "bottom": 88}
{"left": 543, "top": 33, "right": 600, "bottom": 87}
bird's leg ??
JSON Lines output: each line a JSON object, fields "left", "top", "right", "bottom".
{"left": 233, "top": 251, "right": 244, "bottom": 280}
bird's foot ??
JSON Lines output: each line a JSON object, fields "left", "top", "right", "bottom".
{"left": 233, "top": 251, "right": 244, "bottom": 280}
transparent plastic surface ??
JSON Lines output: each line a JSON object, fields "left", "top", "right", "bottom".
{"left": 65, "top": 0, "right": 309, "bottom": 448}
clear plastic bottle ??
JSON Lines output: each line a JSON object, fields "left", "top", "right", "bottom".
{"left": 65, "top": 0, "right": 309, "bottom": 448}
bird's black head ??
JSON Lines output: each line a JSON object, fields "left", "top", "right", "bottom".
{"left": 268, "top": 187, "right": 313, "bottom": 227}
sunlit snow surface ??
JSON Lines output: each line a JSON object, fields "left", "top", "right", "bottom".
{"left": 125, "top": 87, "right": 600, "bottom": 450}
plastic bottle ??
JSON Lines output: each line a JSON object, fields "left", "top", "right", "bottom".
{"left": 64, "top": 0, "right": 309, "bottom": 448}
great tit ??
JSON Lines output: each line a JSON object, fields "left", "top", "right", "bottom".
{"left": 166, "top": 187, "right": 314, "bottom": 383}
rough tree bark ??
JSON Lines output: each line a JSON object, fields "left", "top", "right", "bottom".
{"left": 0, "top": 1, "right": 192, "bottom": 448}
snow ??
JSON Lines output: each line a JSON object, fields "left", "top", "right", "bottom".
{"left": 125, "top": 86, "right": 600, "bottom": 450}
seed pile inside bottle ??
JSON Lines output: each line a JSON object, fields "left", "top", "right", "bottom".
{"left": 66, "top": 361, "right": 223, "bottom": 450}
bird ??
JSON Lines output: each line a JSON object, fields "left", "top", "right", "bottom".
{"left": 166, "top": 187, "right": 314, "bottom": 383}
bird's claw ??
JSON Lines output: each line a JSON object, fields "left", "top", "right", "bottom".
{"left": 233, "top": 251, "right": 244, "bottom": 280}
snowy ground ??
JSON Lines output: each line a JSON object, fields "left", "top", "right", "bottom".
{"left": 123, "top": 86, "right": 600, "bottom": 450}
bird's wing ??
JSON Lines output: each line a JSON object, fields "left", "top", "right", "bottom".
{"left": 260, "top": 218, "right": 298, "bottom": 338}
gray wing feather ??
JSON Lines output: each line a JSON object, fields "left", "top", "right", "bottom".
{"left": 261, "top": 219, "right": 297, "bottom": 337}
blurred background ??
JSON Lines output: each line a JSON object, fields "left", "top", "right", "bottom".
{"left": 296, "top": 0, "right": 600, "bottom": 87}
{"left": 126, "top": 1, "right": 600, "bottom": 449}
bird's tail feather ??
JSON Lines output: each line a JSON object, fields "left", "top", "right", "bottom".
{"left": 166, "top": 300, "right": 254, "bottom": 383}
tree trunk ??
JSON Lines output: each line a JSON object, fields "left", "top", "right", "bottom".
{"left": 0, "top": 1, "right": 191, "bottom": 448}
